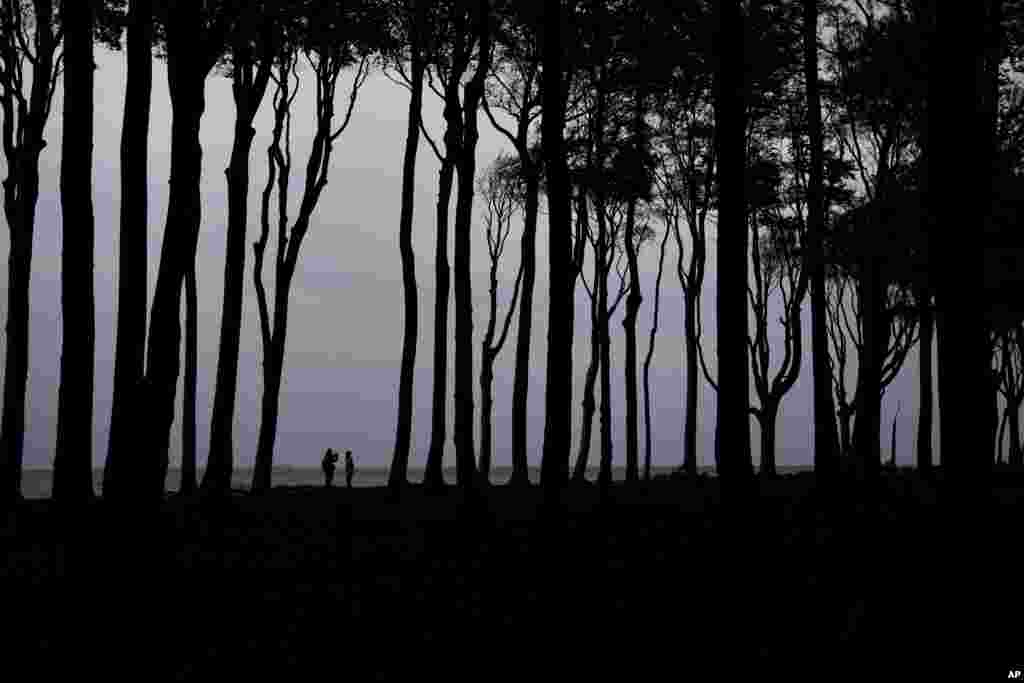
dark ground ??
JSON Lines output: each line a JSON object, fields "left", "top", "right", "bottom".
{"left": 1, "top": 470, "right": 1021, "bottom": 679}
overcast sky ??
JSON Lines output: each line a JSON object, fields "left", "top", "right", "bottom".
{"left": 1, "top": 46, "right": 927, "bottom": 476}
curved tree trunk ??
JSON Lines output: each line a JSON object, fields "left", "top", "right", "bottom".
{"left": 106, "top": 0, "right": 153, "bottom": 502}
{"left": 389, "top": 38, "right": 426, "bottom": 492}
{"left": 53, "top": 0, "right": 96, "bottom": 505}
{"left": 758, "top": 403, "right": 778, "bottom": 477}
{"left": 181, "top": 262, "right": 198, "bottom": 495}
{"left": 622, "top": 201, "right": 642, "bottom": 485}
{"left": 573, "top": 298, "right": 600, "bottom": 483}
{"left": 643, "top": 225, "right": 669, "bottom": 482}
{"left": 510, "top": 170, "right": 539, "bottom": 487}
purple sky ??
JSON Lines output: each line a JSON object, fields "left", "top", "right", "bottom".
{"left": 2, "top": 47, "right": 929, "bottom": 476}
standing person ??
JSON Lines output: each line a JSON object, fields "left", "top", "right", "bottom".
{"left": 322, "top": 448, "right": 338, "bottom": 488}
{"left": 345, "top": 450, "right": 355, "bottom": 489}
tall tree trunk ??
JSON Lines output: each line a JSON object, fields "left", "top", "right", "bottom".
{"left": 452, "top": 2, "right": 491, "bottom": 493}
{"left": 852, "top": 269, "right": 883, "bottom": 480}
{"left": 479, "top": 356, "right": 495, "bottom": 484}
{"left": 573, "top": 292, "right": 600, "bottom": 483}
{"left": 389, "top": 25, "right": 426, "bottom": 491}
{"left": 596, "top": 203, "right": 613, "bottom": 492}
{"left": 205, "top": 39, "right": 273, "bottom": 497}
{"left": 540, "top": 0, "right": 572, "bottom": 494}
{"left": 643, "top": 224, "right": 670, "bottom": 482}
{"left": 713, "top": 0, "right": 752, "bottom": 485}
{"left": 916, "top": 286, "right": 934, "bottom": 471}
{"left": 53, "top": 0, "right": 96, "bottom": 505}
{"left": 930, "top": 2, "right": 998, "bottom": 492}
{"left": 142, "top": 8, "right": 210, "bottom": 501}
{"left": 758, "top": 403, "right": 778, "bottom": 477}
{"left": 510, "top": 169, "right": 539, "bottom": 487}
{"left": 423, "top": 152, "right": 455, "bottom": 491}
{"left": 106, "top": 0, "right": 153, "bottom": 502}
{"left": 253, "top": 264, "right": 294, "bottom": 492}
{"left": 181, "top": 262, "right": 198, "bottom": 495}
{"left": 804, "top": 0, "right": 839, "bottom": 480}
{"left": 682, "top": 291, "right": 699, "bottom": 475}
{"left": 0, "top": 0, "right": 56, "bottom": 504}
{"left": 622, "top": 205, "right": 642, "bottom": 486}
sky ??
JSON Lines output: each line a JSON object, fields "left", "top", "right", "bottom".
{"left": 0, "top": 46, "right": 929, "bottom": 477}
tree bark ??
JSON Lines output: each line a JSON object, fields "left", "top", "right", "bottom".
{"left": 182, "top": 262, "right": 198, "bottom": 495}
{"left": 205, "top": 30, "right": 273, "bottom": 497}
{"left": 758, "top": 403, "right": 779, "bottom": 477}
{"left": 713, "top": 0, "right": 753, "bottom": 486}
{"left": 622, "top": 202, "right": 642, "bottom": 486}
{"left": 803, "top": 0, "right": 840, "bottom": 480}
{"left": 142, "top": 5, "right": 212, "bottom": 501}
{"left": 682, "top": 291, "right": 699, "bottom": 475}
{"left": 389, "top": 8, "right": 426, "bottom": 491}
{"left": 643, "top": 225, "right": 669, "bottom": 482}
{"left": 53, "top": 0, "right": 96, "bottom": 505}
{"left": 510, "top": 169, "right": 539, "bottom": 487}
{"left": 573, "top": 290, "right": 600, "bottom": 483}
{"left": 0, "top": 0, "right": 57, "bottom": 504}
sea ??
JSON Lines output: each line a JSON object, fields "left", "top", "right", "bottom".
{"left": 17, "top": 464, "right": 813, "bottom": 499}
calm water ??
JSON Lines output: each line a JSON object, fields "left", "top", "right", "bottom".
{"left": 18, "top": 464, "right": 813, "bottom": 499}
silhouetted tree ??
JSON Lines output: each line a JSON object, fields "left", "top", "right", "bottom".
{"left": 182, "top": 261, "right": 198, "bottom": 495}
{"left": 482, "top": 3, "right": 542, "bottom": 488}
{"left": 252, "top": 9, "right": 374, "bottom": 493}
{"left": 539, "top": 0, "right": 572, "bottom": 495}
{"left": 477, "top": 154, "right": 524, "bottom": 484}
{"left": 997, "top": 324, "right": 1024, "bottom": 466}
{"left": 105, "top": 0, "right": 153, "bottom": 503}
{"left": 642, "top": 222, "right": 670, "bottom": 482}
{"left": 53, "top": 0, "right": 97, "bottom": 504}
{"left": 713, "top": 0, "right": 753, "bottom": 484}
{"left": 141, "top": 2, "right": 234, "bottom": 500}
{"left": 386, "top": 0, "right": 427, "bottom": 493}
{"left": 0, "top": 0, "right": 63, "bottom": 503}
{"left": 204, "top": 1, "right": 277, "bottom": 496}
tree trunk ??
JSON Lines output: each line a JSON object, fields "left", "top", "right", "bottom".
{"left": 510, "top": 169, "right": 539, "bottom": 487}
{"left": 622, "top": 201, "right": 642, "bottom": 486}
{"left": 479, "top": 353, "right": 495, "bottom": 485}
{"left": 53, "top": 0, "right": 96, "bottom": 505}
{"left": 142, "top": 9, "right": 209, "bottom": 500}
{"left": 0, "top": 1, "right": 55, "bottom": 504}
{"left": 540, "top": 0, "right": 572, "bottom": 495}
{"left": 758, "top": 404, "right": 778, "bottom": 477}
{"left": 105, "top": 0, "right": 153, "bottom": 502}
{"left": 423, "top": 156, "right": 455, "bottom": 491}
{"left": 596, "top": 204, "right": 613, "bottom": 493}
{"left": 206, "top": 43, "right": 273, "bottom": 497}
{"left": 683, "top": 291, "right": 699, "bottom": 475}
{"left": 916, "top": 287, "right": 934, "bottom": 471}
{"left": 252, "top": 345, "right": 285, "bottom": 493}
{"left": 838, "top": 404, "right": 854, "bottom": 461}
{"left": 181, "top": 262, "right": 198, "bottom": 495}
{"left": 713, "top": 0, "right": 752, "bottom": 486}
{"left": 643, "top": 226, "right": 669, "bottom": 482}
{"left": 804, "top": 0, "right": 839, "bottom": 480}
{"left": 389, "top": 42, "right": 425, "bottom": 491}
{"left": 852, "top": 268, "right": 883, "bottom": 480}
{"left": 573, "top": 289, "right": 601, "bottom": 483}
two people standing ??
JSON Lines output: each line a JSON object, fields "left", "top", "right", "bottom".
{"left": 321, "top": 448, "right": 355, "bottom": 489}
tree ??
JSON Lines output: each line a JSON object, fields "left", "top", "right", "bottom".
{"left": 182, "top": 261, "right": 198, "bottom": 494}
{"left": 53, "top": 0, "right": 96, "bottom": 504}
{"left": 476, "top": 154, "right": 524, "bottom": 484}
{"left": 203, "top": 1, "right": 277, "bottom": 496}
{"left": 251, "top": 11, "right": 373, "bottom": 493}
{"left": 642, "top": 221, "right": 670, "bottom": 481}
{"left": 384, "top": 0, "right": 428, "bottom": 491}
{"left": 482, "top": 2, "right": 542, "bottom": 488}
{"left": 105, "top": 0, "right": 153, "bottom": 503}
{"left": 713, "top": 0, "right": 753, "bottom": 484}
{"left": 0, "top": 0, "right": 63, "bottom": 503}
{"left": 139, "top": 1, "right": 234, "bottom": 501}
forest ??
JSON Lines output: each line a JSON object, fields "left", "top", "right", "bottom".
{"left": 0, "top": 0, "right": 1022, "bottom": 674}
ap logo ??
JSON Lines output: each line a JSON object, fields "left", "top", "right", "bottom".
{"left": 1009, "top": 671, "right": 1022, "bottom": 679}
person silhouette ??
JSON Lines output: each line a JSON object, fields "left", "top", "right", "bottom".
{"left": 322, "top": 448, "right": 338, "bottom": 488}
{"left": 344, "top": 450, "right": 355, "bottom": 489}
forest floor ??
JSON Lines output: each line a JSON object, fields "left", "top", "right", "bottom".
{"left": 1, "top": 470, "right": 1021, "bottom": 679}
